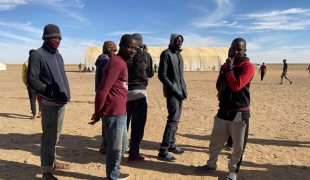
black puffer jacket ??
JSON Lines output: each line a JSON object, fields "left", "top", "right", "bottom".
{"left": 158, "top": 34, "right": 187, "bottom": 100}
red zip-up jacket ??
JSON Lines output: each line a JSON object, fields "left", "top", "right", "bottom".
{"left": 216, "top": 57, "right": 254, "bottom": 115}
{"left": 95, "top": 55, "right": 128, "bottom": 116}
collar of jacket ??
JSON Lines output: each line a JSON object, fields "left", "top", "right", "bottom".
{"left": 168, "top": 45, "right": 182, "bottom": 53}
{"left": 42, "top": 43, "right": 59, "bottom": 54}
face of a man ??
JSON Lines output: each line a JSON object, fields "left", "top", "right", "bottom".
{"left": 120, "top": 39, "right": 137, "bottom": 60}
{"left": 283, "top": 60, "right": 286, "bottom": 63}
{"left": 174, "top": 36, "right": 183, "bottom": 50}
{"left": 230, "top": 41, "right": 246, "bottom": 60}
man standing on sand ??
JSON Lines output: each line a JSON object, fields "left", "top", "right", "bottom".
{"left": 27, "top": 24, "right": 71, "bottom": 180}
{"left": 78, "top": 63, "right": 82, "bottom": 72}
{"left": 89, "top": 34, "right": 137, "bottom": 180}
{"left": 94, "top": 40, "right": 118, "bottom": 154}
{"left": 126, "top": 33, "right": 154, "bottom": 162}
{"left": 195, "top": 38, "right": 254, "bottom": 180}
{"left": 22, "top": 49, "right": 41, "bottom": 120}
{"left": 258, "top": 62, "right": 267, "bottom": 81}
{"left": 306, "top": 64, "right": 310, "bottom": 77}
{"left": 280, "top": 59, "right": 292, "bottom": 84}
{"left": 157, "top": 33, "right": 187, "bottom": 162}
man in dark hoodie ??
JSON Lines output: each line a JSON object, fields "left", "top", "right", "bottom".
{"left": 27, "top": 24, "right": 71, "bottom": 180}
{"left": 94, "top": 41, "right": 117, "bottom": 154}
{"left": 195, "top": 38, "right": 254, "bottom": 180}
{"left": 126, "top": 33, "right": 154, "bottom": 162}
{"left": 157, "top": 33, "right": 187, "bottom": 162}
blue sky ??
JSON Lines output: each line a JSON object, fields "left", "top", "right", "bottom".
{"left": 1, "top": 0, "right": 310, "bottom": 64}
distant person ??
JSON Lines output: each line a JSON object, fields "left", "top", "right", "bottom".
{"left": 22, "top": 49, "right": 41, "bottom": 120}
{"left": 87, "top": 67, "right": 91, "bottom": 72}
{"left": 89, "top": 34, "right": 137, "bottom": 180}
{"left": 279, "top": 59, "right": 292, "bottom": 84}
{"left": 126, "top": 33, "right": 154, "bottom": 162}
{"left": 258, "top": 62, "right": 267, "bottom": 81}
{"left": 92, "top": 67, "right": 95, "bottom": 72}
{"left": 306, "top": 64, "right": 310, "bottom": 77}
{"left": 94, "top": 40, "right": 118, "bottom": 154}
{"left": 154, "top": 64, "right": 158, "bottom": 72}
{"left": 157, "top": 33, "right": 187, "bottom": 162}
{"left": 78, "top": 63, "right": 82, "bottom": 72}
{"left": 84, "top": 67, "right": 87, "bottom": 72}
{"left": 27, "top": 24, "right": 71, "bottom": 180}
{"left": 195, "top": 38, "right": 254, "bottom": 180}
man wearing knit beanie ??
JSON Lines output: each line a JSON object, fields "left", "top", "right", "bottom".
{"left": 27, "top": 24, "right": 71, "bottom": 180}
{"left": 91, "top": 40, "right": 117, "bottom": 155}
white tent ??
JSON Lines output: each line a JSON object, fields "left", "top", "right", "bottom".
{"left": 0, "top": 62, "right": 6, "bottom": 70}
{"left": 85, "top": 46, "right": 229, "bottom": 71}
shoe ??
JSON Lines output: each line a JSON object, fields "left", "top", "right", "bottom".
{"left": 242, "top": 152, "right": 246, "bottom": 157}
{"left": 279, "top": 82, "right": 283, "bottom": 84}
{"left": 222, "top": 143, "right": 233, "bottom": 151}
{"left": 195, "top": 165, "right": 216, "bottom": 172}
{"left": 128, "top": 154, "right": 145, "bottom": 163}
{"left": 158, "top": 153, "right": 176, "bottom": 162}
{"left": 118, "top": 173, "right": 130, "bottom": 180}
{"left": 226, "top": 172, "right": 237, "bottom": 180}
{"left": 30, "top": 115, "right": 36, "bottom": 120}
{"left": 168, "top": 147, "right": 184, "bottom": 154}
{"left": 37, "top": 114, "right": 42, "bottom": 118}
{"left": 290, "top": 81, "right": 293, "bottom": 85}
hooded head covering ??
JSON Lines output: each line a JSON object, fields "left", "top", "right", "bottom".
{"left": 169, "top": 33, "right": 183, "bottom": 49}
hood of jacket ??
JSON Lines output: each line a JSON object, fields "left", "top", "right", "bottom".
{"left": 169, "top": 33, "right": 183, "bottom": 49}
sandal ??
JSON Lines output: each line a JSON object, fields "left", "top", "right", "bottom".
{"left": 158, "top": 153, "right": 176, "bottom": 162}
{"left": 42, "top": 173, "right": 58, "bottom": 180}
{"left": 168, "top": 147, "right": 184, "bottom": 154}
{"left": 53, "top": 161, "right": 71, "bottom": 170}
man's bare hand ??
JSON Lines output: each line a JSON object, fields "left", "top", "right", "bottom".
{"left": 225, "top": 57, "right": 234, "bottom": 67}
{"left": 88, "top": 114, "right": 101, "bottom": 125}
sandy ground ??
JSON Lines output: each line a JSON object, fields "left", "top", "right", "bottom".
{"left": 0, "top": 64, "right": 309, "bottom": 180}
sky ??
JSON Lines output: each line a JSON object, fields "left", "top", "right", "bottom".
{"left": 1, "top": 0, "right": 310, "bottom": 64}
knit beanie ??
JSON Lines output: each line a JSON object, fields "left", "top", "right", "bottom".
{"left": 103, "top": 41, "right": 117, "bottom": 52}
{"left": 42, "top": 24, "right": 62, "bottom": 40}
{"left": 132, "top": 33, "right": 143, "bottom": 47}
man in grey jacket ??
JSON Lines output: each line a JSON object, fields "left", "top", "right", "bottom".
{"left": 27, "top": 24, "right": 71, "bottom": 180}
{"left": 157, "top": 33, "right": 187, "bottom": 162}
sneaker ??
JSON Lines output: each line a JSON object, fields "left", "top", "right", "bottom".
{"left": 279, "top": 82, "right": 283, "bottom": 84}
{"left": 290, "top": 81, "right": 293, "bottom": 85}
{"left": 30, "top": 115, "right": 36, "bottom": 120}
{"left": 37, "top": 114, "right": 42, "bottom": 118}
{"left": 242, "top": 152, "right": 246, "bottom": 157}
{"left": 222, "top": 143, "right": 233, "bottom": 151}
{"left": 195, "top": 165, "right": 216, "bottom": 172}
{"left": 99, "top": 147, "right": 107, "bottom": 154}
{"left": 128, "top": 154, "right": 145, "bottom": 163}
{"left": 118, "top": 173, "right": 130, "bottom": 180}
{"left": 226, "top": 172, "right": 237, "bottom": 180}
{"left": 158, "top": 153, "right": 176, "bottom": 162}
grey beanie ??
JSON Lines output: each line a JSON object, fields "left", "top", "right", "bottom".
{"left": 132, "top": 33, "right": 143, "bottom": 47}
{"left": 42, "top": 24, "right": 62, "bottom": 40}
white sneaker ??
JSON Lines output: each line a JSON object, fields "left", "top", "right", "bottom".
{"left": 118, "top": 173, "right": 130, "bottom": 180}
{"left": 226, "top": 172, "right": 237, "bottom": 180}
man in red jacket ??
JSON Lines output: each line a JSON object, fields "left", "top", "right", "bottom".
{"left": 258, "top": 62, "right": 267, "bottom": 81}
{"left": 195, "top": 38, "right": 254, "bottom": 180}
{"left": 89, "top": 34, "right": 137, "bottom": 180}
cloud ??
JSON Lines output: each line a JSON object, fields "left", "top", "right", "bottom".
{"left": 194, "top": 21, "right": 237, "bottom": 28}
{"left": 106, "top": 31, "right": 153, "bottom": 36}
{"left": 0, "top": 21, "right": 42, "bottom": 37}
{"left": 0, "top": 0, "right": 26, "bottom": 10}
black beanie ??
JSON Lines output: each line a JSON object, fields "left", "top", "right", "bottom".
{"left": 132, "top": 33, "right": 143, "bottom": 47}
{"left": 42, "top": 24, "right": 62, "bottom": 40}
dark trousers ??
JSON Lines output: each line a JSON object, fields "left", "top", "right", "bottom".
{"left": 260, "top": 72, "right": 265, "bottom": 81}
{"left": 126, "top": 97, "right": 148, "bottom": 158}
{"left": 27, "top": 86, "right": 37, "bottom": 116}
{"left": 159, "top": 96, "right": 183, "bottom": 154}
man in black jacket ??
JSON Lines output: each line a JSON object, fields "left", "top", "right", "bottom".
{"left": 126, "top": 33, "right": 154, "bottom": 162}
{"left": 27, "top": 24, "right": 71, "bottom": 180}
{"left": 157, "top": 33, "right": 187, "bottom": 162}
{"left": 94, "top": 40, "right": 118, "bottom": 155}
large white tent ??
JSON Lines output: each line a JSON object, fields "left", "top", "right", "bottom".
{"left": 85, "top": 46, "right": 229, "bottom": 71}
{"left": 0, "top": 62, "right": 6, "bottom": 70}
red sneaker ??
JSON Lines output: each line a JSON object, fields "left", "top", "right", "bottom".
{"left": 127, "top": 155, "right": 145, "bottom": 163}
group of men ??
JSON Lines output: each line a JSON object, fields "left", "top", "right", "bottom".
{"left": 25, "top": 23, "right": 294, "bottom": 180}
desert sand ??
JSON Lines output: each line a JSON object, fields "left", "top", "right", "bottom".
{"left": 0, "top": 64, "right": 309, "bottom": 180}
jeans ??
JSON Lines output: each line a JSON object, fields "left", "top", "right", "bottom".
{"left": 126, "top": 97, "right": 148, "bottom": 158}
{"left": 159, "top": 96, "right": 183, "bottom": 154}
{"left": 40, "top": 103, "right": 65, "bottom": 173}
{"left": 100, "top": 118, "right": 107, "bottom": 150}
{"left": 102, "top": 114, "right": 128, "bottom": 180}
{"left": 27, "top": 86, "right": 37, "bottom": 116}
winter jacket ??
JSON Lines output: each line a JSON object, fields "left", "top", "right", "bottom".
{"left": 158, "top": 34, "right": 187, "bottom": 100}
{"left": 27, "top": 44, "right": 71, "bottom": 104}
{"left": 95, "top": 54, "right": 110, "bottom": 92}
{"left": 127, "top": 48, "right": 154, "bottom": 90}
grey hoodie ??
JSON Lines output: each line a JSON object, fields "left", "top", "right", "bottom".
{"left": 169, "top": 33, "right": 184, "bottom": 49}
